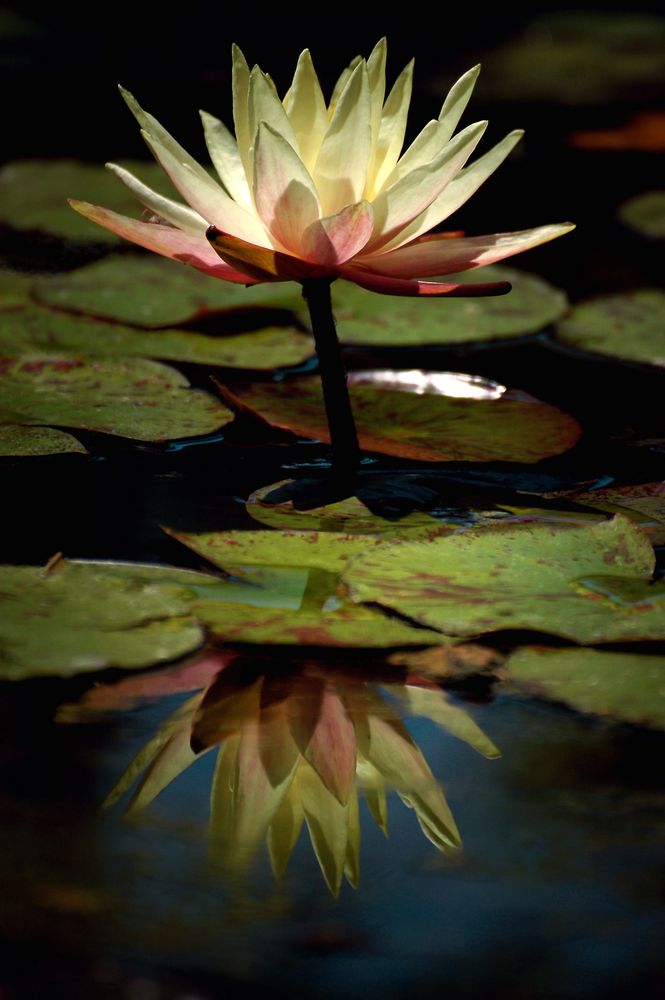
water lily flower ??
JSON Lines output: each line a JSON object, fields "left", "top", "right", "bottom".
{"left": 69, "top": 39, "right": 573, "bottom": 297}
{"left": 88, "top": 656, "right": 499, "bottom": 895}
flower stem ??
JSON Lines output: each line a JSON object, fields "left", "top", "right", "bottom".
{"left": 301, "top": 277, "right": 361, "bottom": 472}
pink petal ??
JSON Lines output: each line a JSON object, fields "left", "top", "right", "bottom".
{"left": 287, "top": 678, "right": 357, "bottom": 806}
{"left": 340, "top": 265, "right": 511, "bottom": 297}
{"left": 301, "top": 201, "right": 374, "bottom": 266}
{"left": 356, "top": 224, "right": 576, "bottom": 279}
{"left": 69, "top": 201, "right": 257, "bottom": 283}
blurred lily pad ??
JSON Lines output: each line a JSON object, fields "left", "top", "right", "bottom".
{"left": 0, "top": 160, "right": 177, "bottom": 242}
{"left": 506, "top": 647, "right": 665, "bottom": 730}
{"left": 321, "top": 267, "right": 568, "bottom": 346}
{"left": 0, "top": 561, "right": 204, "bottom": 678}
{"left": 471, "top": 12, "right": 665, "bottom": 106}
{"left": 618, "top": 191, "right": 665, "bottom": 239}
{"left": 247, "top": 481, "right": 454, "bottom": 537}
{"left": 0, "top": 354, "right": 232, "bottom": 441}
{"left": 555, "top": 290, "right": 665, "bottom": 367}
{"left": 32, "top": 255, "right": 302, "bottom": 327}
{"left": 219, "top": 372, "right": 580, "bottom": 463}
{"left": 0, "top": 270, "right": 31, "bottom": 311}
{"left": 0, "top": 303, "right": 314, "bottom": 370}
{"left": 0, "top": 424, "right": 87, "bottom": 456}
{"left": 344, "top": 517, "right": 665, "bottom": 644}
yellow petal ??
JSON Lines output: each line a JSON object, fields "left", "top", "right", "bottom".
{"left": 313, "top": 60, "right": 372, "bottom": 215}
{"left": 105, "top": 162, "right": 206, "bottom": 234}
{"left": 438, "top": 64, "right": 481, "bottom": 142}
{"left": 253, "top": 122, "right": 321, "bottom": 254}
{"left": 344, "top": 787, "right": 361, "bottom": 888}
{"left": 366, "top": 37, "right": 387, "bottom": 146}
{"left": 232, "top": 43, "right": 252, "bottom": 177}
{"left": 199, "top": 110, "right": 253, "bottom": 210}
{"left": 268, "top": 782, "right": 305, "bottom": 879}
{"left": 366, "top": 59, "right": 414, "bottom": 197}
{"left": 283, "top": 49, "right": 329, "bottom": 172}
{"left": 299, "top": 762, "right": 349, "bottom": 897}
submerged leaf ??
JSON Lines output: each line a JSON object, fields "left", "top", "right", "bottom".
{"left": 32, "top": 255, "right": 301, "bottom": 327}
{"left": 0, "top": 354, "right": 232, "bottom": 441}
{"left": 618, "top": 190, "right": 665, "bottom": 238}
{"left": 506, "top": 647, "right": 665, "bottom": 730}
{"left": 219, "top": 373, "right": 580, "bottom": 463}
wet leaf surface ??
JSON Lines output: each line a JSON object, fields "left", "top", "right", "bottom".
{"left": 0, "top": 303, "right": 314, "bottom": 369}
{"left": 0, "top": 561, "right": 204, "bottom": 678}
{"left": 0, "top": 159, "right": 176, "bottom": 241}
{"left": 320, "top": 267, "right": 568, "bottom": 346}
{"left": 618, "top": 190, "right": 665, "bottom": 238}
{"left": 219, "top": 373, "right": 580, "bottom": 463}
{"left": 0, "top": 354, "right": 232, "bottom": 441}
{"left": 506, "top": 647, "right": 665, "bottom": 729}
{"left": 0, "top": 424, "right": 87, "bottom": 456}
{"left": 32, "top": 255, "right": 302, "bottom": 327}
{"left": 344, "top": 517, "right": 665, "bottom": 644}
{"left": 555, "top": 290, "right": 665, "bottom": 367}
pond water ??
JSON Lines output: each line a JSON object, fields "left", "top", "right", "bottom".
{"left": 2, "top": 8, "right": 665, "bottom": 999}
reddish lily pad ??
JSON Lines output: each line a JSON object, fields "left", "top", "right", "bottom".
{"left": 555, "top": 290, "right": 665, "bottom": 367}
{"left": 506, "top": 647, "right": 665, "bottom": 730}
{"left": 0, "top": 354, "right": 232, "bottom": 441}
{"left": 344, "top": 517, "right": 665, "bottom": 644}
{"left": 0, "top": 303, "right": 314, "bottom": 370}
{"left": 0, "top": 561, "right": 204, "bottom": 679}
{"left": 218, "top": 372, "right": 580, "bottom": 463}
{"left": 618, "top": 191, "right": 665, "bottom": 238}
{"left": 319, "top": 267, "right": 568, "bottom": 346}
{"left": 32, "top": 255, "right": 301, "bottom": 328}
{"left": 0, "top": 159, "right": 176, "bottom": 242}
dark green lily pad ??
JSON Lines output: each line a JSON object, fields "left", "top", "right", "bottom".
{"left": 32, "top": 255, "right": 302, "bottom": 328}
{"left": 555, "top": 290, "right": 665, "bottom": 367}
{"left": 0, "top": 303, "right": 314, "bottom": 370}
{"left": 618, "top": 191, "right": 665, "bottom": 239}
{"left": 246, "top": 481, "right": 454, "bottom": 536}
{"left": 219, "top": 373, "right": 580, "bottom": 463}
{"left": 0, "top": 424, "right": 87, "bottom": 456}
{"left": 0, "top": 354, "right": 232, "bottom": 441}
{"left": 0, "top": 271, "right": 32, "bottom": 311}
{"left": 0, "top": 561, "right": 204, "bottom": 678}
{"left": 344, "top": 517, "right": 665, "bottom": 644}
{"left": 318, "top": 267, "right": 568, "bottom": 346}
{"left": 471, "top": 12, "right": 665, "bottom": 106}
{"left": 506, "top": 647, "right": 665, "bottom": 730}
{"left": 0, "top": 160, "right": 177, "bottom": 242}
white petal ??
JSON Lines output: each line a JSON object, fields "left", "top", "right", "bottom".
{"left": 119, "top": 87, "right": 210, "bottom": 185}
{"left": 142, "top": 130, "right": 272, "bottom": 246}
{"left": 282, "top": 49, "right": 328, "bottom": 172}
{"left": 366, "top": 60, "right": 414, "bottom": 197}
{"left": 366, "top": 37, "right": 387, "bottom": 145}
{"left": 253, "top": 122, "right": 320, "bottom": 254}
{"left": 232, "top": 44, "right": 252, "bottom": 176}
{"left": 367, "top": 120, "right": 488, "bottom": 251}
{"left": 313, "top": 61, "right": 372, "bottom": 215}
{"left": 329, "top": 54, "right": 363, "bottom": 113}
{"left": 377, "top": 129, "right": 524, "bottom": 252}
{"left": 199, "top": 110, "right": 253, "bottom": 210}
{"left": 106, "top": 163, "right": 206, "bottom": 234}
{"left": 438, "top": 64, "right": 481, "bottom": 142}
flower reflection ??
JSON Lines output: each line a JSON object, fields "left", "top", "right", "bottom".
{"left": 65, "top": 654, "right": 499, "bottom": 895}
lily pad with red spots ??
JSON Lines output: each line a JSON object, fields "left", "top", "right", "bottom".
{"left": 506, "top": 647, "right": 665, "bottom": 729}
{"left": 217, "top": 371, "right": 580, "bottom": 463}
{"left": 343, "top": 516, "right": 665, "bottom": 644}
{"left": 0, "top": 354, "right": 232, "bottom": 441}
{"left": 319, "top": 266, "right": 568, "bottom": 346}
{"left": 0, "top": 303, "right": 314, "bottom": 370}
{"left": 549, "top": 482, "right": 665, "bottom": 544}
{"left": 32, "top": 254, "right": 302, "bottom": 328}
